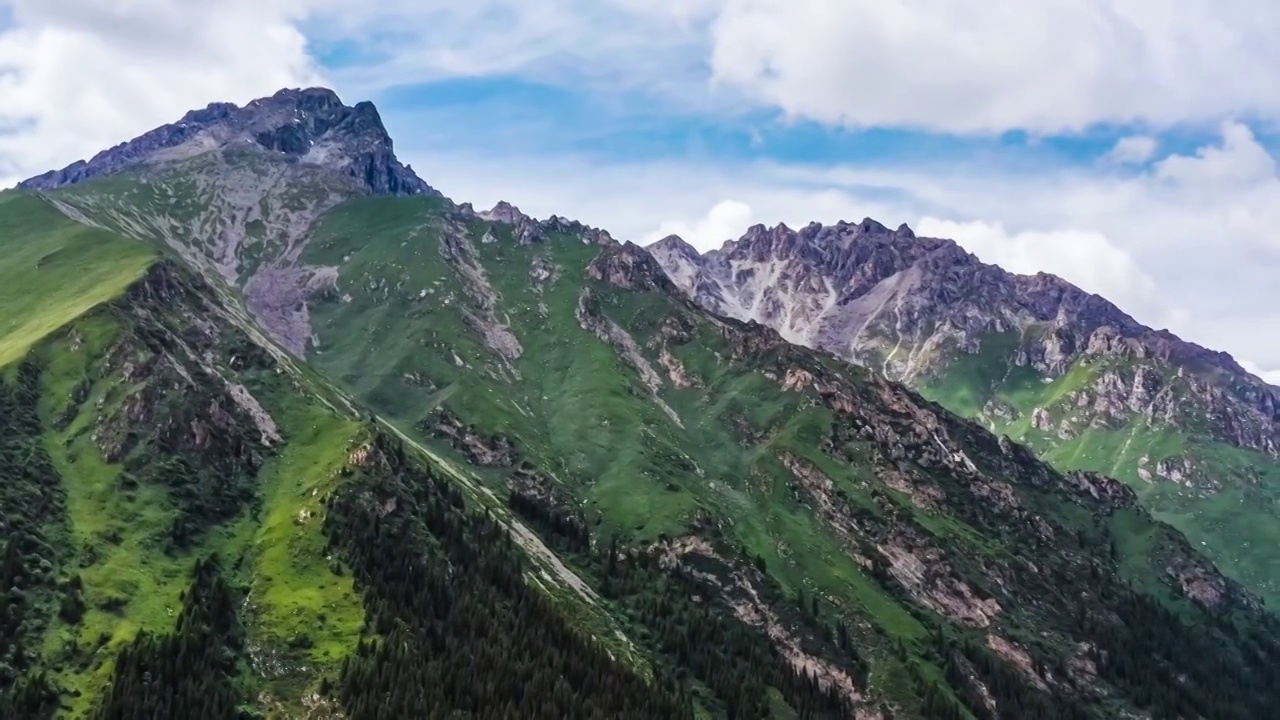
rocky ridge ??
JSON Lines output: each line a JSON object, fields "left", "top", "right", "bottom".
{"left": 13, "top": 86, "right": 1280, "bottom": 718}
{"left": 22, "top": 88, "right": 442, "bottom": 357}
{"left": 648, "top": 218, "right": 1280, "bottom": 604}
{"left": 647, "top": 221, "right": 1280, "bottom": 458}
{"left": 21, "top": 87, "right": 435, "bottom": 197}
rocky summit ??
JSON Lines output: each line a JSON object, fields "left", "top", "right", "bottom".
{"left": 20, "top": 87, "right": 435, "bottom": 198}
{"left": 649, "top": 217, "right": 1280, "bottom": 604}
{"left": 2, "top": 88, "right": 1280, "bottom": 720}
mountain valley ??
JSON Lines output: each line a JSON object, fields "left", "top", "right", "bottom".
{"left": 649, "top": 222, "right": 1280, "bottom": 606}
{"left": 1, "top": 87, "right": 1279, "bottom": 720}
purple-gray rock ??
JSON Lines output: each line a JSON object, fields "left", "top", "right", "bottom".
{"left": 19, "top": 87, "right": 437, "bottom": 198}
{"left": 648, "top": 218, "right": 1280, "bottom": 456}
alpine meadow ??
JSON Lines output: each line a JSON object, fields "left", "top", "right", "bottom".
{"left": 1, "top": 87, "right": 1279, "bottom": 720}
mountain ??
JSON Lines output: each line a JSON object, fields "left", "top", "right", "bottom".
{"left": 19, "top": 87, "right": 435, "bottom": 198}
{"left": 25, "top": 86, "right": 436, "bottom": 356}
{"left": 3, "top": 88, "right": 1280, "bottom": 719}
{"left": 649, "top": 221, "right": 1280, "bottom": 605}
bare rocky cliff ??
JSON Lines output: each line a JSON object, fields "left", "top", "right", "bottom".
{"left": 21, "top": 88, "right": 440, "bottom": 358}
{"left": 21, "top": 87, "right": 436, "bottom": 198}
{"left": 649, "top": 219, "right": 1280, "bottom": 605}
{"left": 647, "top": 220, "right": 1280, "bottom": 460}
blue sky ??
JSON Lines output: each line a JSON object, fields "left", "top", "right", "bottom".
{"left": 370, "top": 73, "right": 1271, "bottom": 183}
{"left": 373, "top": 60, "right": 1280, "bottom": 384}
{"left": 1, "top": 0, "right": 1279, "bottom": 378}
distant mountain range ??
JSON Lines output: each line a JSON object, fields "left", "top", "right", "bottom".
{"left": 650, "top": 218, "right": 1280, "bottom": 605}
{"left": 2, "top": 86, "right": 1277, "bottom": 719}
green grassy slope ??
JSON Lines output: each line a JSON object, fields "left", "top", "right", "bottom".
{"left": 919, "top": 334, "right": 1280, "bottom": 605}
{"left": 0, "top": 192, "right": 155, "bottom": 368}
{"left": 295, "top": 195, "right": 1280, "bottom": 718}
{"left": 0, "top": 232, "right": 648, "bottom": 715}
{"left": 11, "top": 162, "right": 1280, "bottom": 718}
{"left": 303, "top": 198, "right": 920, "bottom": 630}
{"left": 0, "top": 257, "right": 370, "bottom": 716}
{"left": 0, "top": 189, "right": 817, "bottom": 717}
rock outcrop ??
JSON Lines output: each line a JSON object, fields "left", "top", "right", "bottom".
{"left": 648, "top": 222, "right": 1280, "bottom": 459}
{"left": 21, "top": 87, "right": 436, "bottom": 197}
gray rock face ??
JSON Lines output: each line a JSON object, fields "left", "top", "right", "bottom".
{"left": 648, "top": 220, "right": 1280, "bottom": 456}
{"left": 20, "top": 87, "right": 437, "bottom": 197}
{"left": 468, "top": 201, "right": 615, "bottom": 247}
{"left": 650, "top": 220, "right": 1138, "bottom": 362}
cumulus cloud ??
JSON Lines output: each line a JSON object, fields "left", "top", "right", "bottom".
{"left": 299, "top": 2, "right": 1280, "bottom": 135}
{"left": 1154, "top": 122, "right": 1277, "bottom": 187}
{"left": 1104, "top": 136, "right": 1158, "bottom": 165}
{"left": 706, "top": 0, "right": 1280, "bottom": 133}
{"left": 639, "top": 199, "right": 755, "bottom": 248}
{"left": 1239, "top": 360, "right": 1280, "bottom": 387}
{"left": 913, "top": 218, "right": 1158, "bottom": 317}
{"left": 0, "top": 0, "right": 322, "bottom": 182}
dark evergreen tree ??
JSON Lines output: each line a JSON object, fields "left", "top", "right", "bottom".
{"left": 325, "top": 434, "right": 693, "bottom": 719}
{"left": 92, "top": 555, "right": 249, "bottom": 719}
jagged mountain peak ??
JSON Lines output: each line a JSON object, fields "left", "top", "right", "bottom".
{"left": 655, "top": 211, "right": 1156, "bottom": 341}
{"left": 651, "top": 207, "right": 1277, "bottom": 386}
{"left": 648, "top": 206, "right": 1280, "bottom": 597}
{"left": 654, "top": 210, "right": 1267, "bottom": 382}
{"left": 650, "top": 218, "right": 925, "bottom": 270}
{"left": 705, "top": 220, "right": 954, "bottom": 292}
{"left": 456, "top": 199, "right": 616, "bottom": 247}
{"left": 650, "top": 234, "right": 699, "bottom": 257}
{"left": 477, "top": 200, "right": 532, "bottom": 225}
{"left": 19, "top": 86, "right": 436, "bottom": 197}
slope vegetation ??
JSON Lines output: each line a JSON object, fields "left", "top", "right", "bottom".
{"left": 6, "top": 86, "right": 1280, "bottom": 719}
{"left": 0, "top": 193, "right": 155, "bottom": 368}
{"left": 650, "top": 221, "right": 1280, "bottom": 606}
{"left": 917, "top": 339, "right": 1280, "bottom": 605}
{"left": 290, "top": 194, "right": 1280, "bottom": 718}
{"left": 0, "top": 218, "right": 661, "bottom": 717}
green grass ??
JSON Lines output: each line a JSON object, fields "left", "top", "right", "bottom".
{"left": 1040, "top": 425, "right": 1186, "bottom": 482}
{"left": 0, "top": 192, "right": 156, "bottom": 368}
{"left": 307, "top": 199, "right": 1200, "bottom": 694}
{"left": 918, "top": 332, "right": 1105, "bottom": 431}
{"left": 1135, "top": 442, "right": 1280, "bottom": 605}
{"left": 22, "top": 291, "right": 367, "bottom": 715}
{"left": 918, "top": 332, "right": 1027, "bottom": 417}
{"left": 296, "top": 197, "right": 974, "bottom": 705}
{"left": 35, "top": 317, "right": 202, "bottom": 717}
{"left": 921, "top": 331, "right": 1280, "bottom": 607}
{"left": 303, "top": 199, "right": 706, "bottom": 540}
{"left": 232, "top": 368, "right": 367, "bottom": 700}
{"left": 3, "top": 168, "right": 1270, "bottom": 717}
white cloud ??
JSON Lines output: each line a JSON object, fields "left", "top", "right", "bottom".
{"left": 639, "top": 199, "right": 755, "bottom": 249}
{"left": 1104, "top": 136, "right": 1158, "bottom": 165}
{"left": 706, "top": 0, "right": 1280, "bottom": 133}
{"left": 1155, "top": 122, "right": 1277, "bottom": 187}
{"left": 1240, "top": 360, "right": 1280, "bottom": 387}
{"left": 306, "top": 0, "right": 715, "bottom": 101}
{"left": 0, "top": 0, "right": 322, "bottom": 182}
{"left": 913, "top": 218, "right": 1159, "bottom": 317}
{"left": 301, "top": 2, "right": 1280, "bottom": 135}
